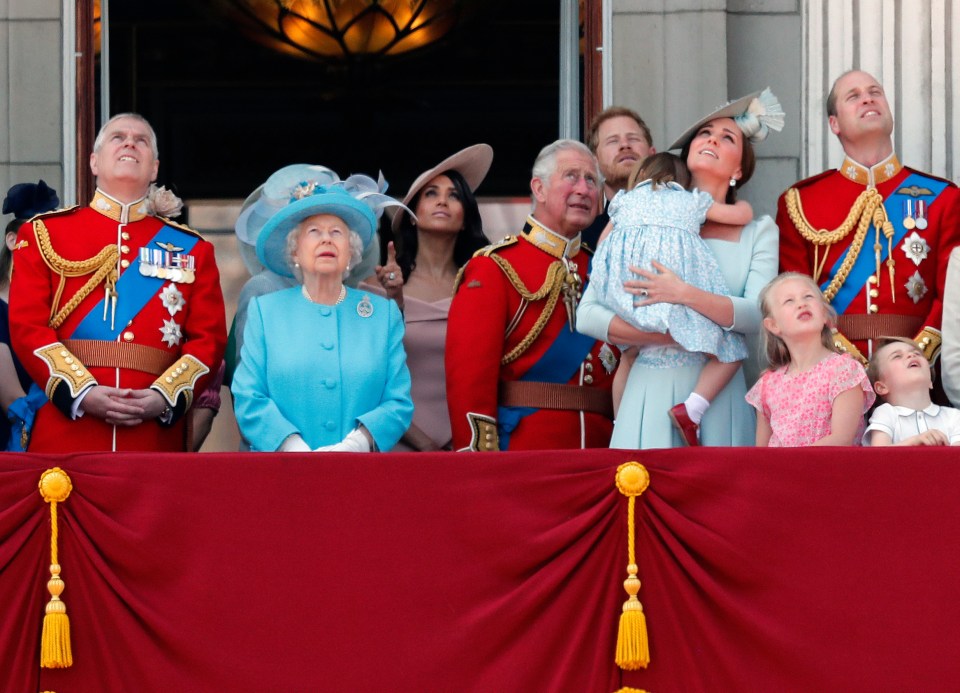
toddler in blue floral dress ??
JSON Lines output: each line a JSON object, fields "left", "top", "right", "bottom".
{"left": 590, "top": 153, "right": 754, "bottom": 444}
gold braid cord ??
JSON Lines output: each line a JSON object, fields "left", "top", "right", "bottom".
{"left": 34, "top": 220, "right": 119, "bottom": 329}
{"left": 784, "top": 188, "right": 894, "bottom": 301}
{"left": 489, "top": 255, "right": 567, "bottom": 365}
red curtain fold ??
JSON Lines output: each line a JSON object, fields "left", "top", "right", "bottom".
{"left": 0, "top": 448, "right": 958, "bottom": 693}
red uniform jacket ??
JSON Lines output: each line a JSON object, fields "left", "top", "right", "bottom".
{"left": 9, "top": 190, "right": 227, "bottom": 452}
{"left": 777, "top": 154, "right": 960, "bottom": 362}
{"left": 446, "top": 219, "right": 616, "bottom": 451}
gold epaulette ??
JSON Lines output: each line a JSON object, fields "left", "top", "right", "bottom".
{"left": 453, "top": 235, "right": 520, "bottom": 292}
{"left": 159, "top": 217, "right": 204, "bottom": 239}
{"left": 28, "top": 205, "right": 80, "bottom": 223}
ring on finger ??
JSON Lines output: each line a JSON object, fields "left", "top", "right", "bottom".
{"left": 388, "top": 272, "right": 396, "bottom": 280}
{"left": 639, "top": 289, "right": 648, "bottom": 297}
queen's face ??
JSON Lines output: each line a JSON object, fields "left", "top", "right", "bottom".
{"left": 293, "top": 213, "right": 352, "bottom": 280}
{"left": 685, "top": 117, "right": 743, "bottom": 186}
{"left": 414, "top": 174, "right": 465, "bottom": 235}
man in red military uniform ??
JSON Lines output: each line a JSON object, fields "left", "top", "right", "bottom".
{"left": 778, "top": 70, "right": 960, "bottom": 366}
{"left": 446, "top": 139, "right": 617, "bottom": 451}
{"left": 9, "top": 113, "right": 226, "bottom": 452}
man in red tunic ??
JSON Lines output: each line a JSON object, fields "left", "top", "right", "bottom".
{"left": 446, "top": 139, "right": 617, "bottom": 451}
{"left": 9, "top": 113, "right": 226, "bottom": 452}
{"left": 777, "top": 70, "right": 960, "bottom": 366}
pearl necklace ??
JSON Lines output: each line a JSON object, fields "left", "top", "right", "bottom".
{"left": 302, "top": 284, "right": 346, "bottom": 305}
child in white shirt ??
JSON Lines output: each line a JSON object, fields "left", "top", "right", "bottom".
{"left": 864, "top": 336, "right": 960, "bottom": 446}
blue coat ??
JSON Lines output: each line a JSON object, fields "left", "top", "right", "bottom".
{"left": 232, "top": 286, "right": 413, "bottom": 451}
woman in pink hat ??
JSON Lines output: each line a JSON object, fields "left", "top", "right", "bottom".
{"left": 364, "top": 144, "right": 493, "bottom": 451}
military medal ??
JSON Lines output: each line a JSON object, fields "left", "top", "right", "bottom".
{"left": 902, "top": 231, "right": 930, "bottom": 266}
{"left": 915, "top": 199, "right": 928, "bottom": 230}
{"left": 160, "top": 283, "right": 186, "bottom": 316}
{"left": 357, "top": 295, "right": 374, "bottom": 318}
{"left": 139, "top": 244, "right": 196, "bottom": 283}
{"left": 902, "top": 200, "right": 916, "bottom": 230}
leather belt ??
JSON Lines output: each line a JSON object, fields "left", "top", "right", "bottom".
{"left": 836, "top": 314, "right": 924, "bottom": 341}
{"left": 64, "top": 339, "right": 177, "bottom": 376}
{"left": 499, "top": 381, "right": 614, "bottom": 419}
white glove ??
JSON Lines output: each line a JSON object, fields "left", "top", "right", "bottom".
{"left": 314, "top": 428, "right": 372, "bottom": 453}
{"left": 278, "top": 433, "right": 311, "bottom": 452}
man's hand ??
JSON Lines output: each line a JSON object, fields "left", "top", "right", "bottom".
{"left": 81, "top": 386, "right": 168, "bottom": 426}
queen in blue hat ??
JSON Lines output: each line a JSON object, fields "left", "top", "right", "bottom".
{"left": 231, "top": 169, "right": 414, "bottom": 453}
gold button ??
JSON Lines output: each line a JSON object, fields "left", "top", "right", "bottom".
{"left": 868, "top": 275, "right": 878, "bottom": 285}
{"left": 60, "top": 350, "right": 68, "bottom": 357}
{"left": 76, "top": 370, "right": 84, "bottom": 376}
{"left": 181, "top": 362, "right": 189, "bottom": 369}
{"left": 586, "top": 354, "right": 593, "bottom": 361}
{"left": 64, "top": 357, "right": 73, "bottom": 364}
{"left": 869, "top": 289, "right": 879, "bottom": 298}
{"left": 120, "top": 259, "right": 130, "bottom": 269}
{"left": 166, "top": 376, "right": 174, "bottom": 383}
{"left": 123, "top": 331, "right": 134, "bottom": 342}
{"left": 120, "top": 245, "right": 130, "bottom": 254}
{"left": 584, "top": 375, "right": 594, "bottom": 384}
{"left": 70, "top": 364, "right": 78, "bottom": 371}
{"left": 484, "top": 433, "right": 492, "bottom": 441}
{"left": 121, "top": 232, "right": 130, "bottom": 241}
{"left": 869, "top": 304, "right": 879, "bottom": 313}
{"left": 922, "top": 337, "right": 931, "bottom": 345}
{"left": 585, "top": 362, "right": 594, "bottom": 372}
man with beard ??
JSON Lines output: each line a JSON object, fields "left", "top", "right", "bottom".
{"left": 582, "top": 106, "right": 655, "bottom": 249}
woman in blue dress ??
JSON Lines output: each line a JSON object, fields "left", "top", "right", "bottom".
{"left": 577, "top": 89, "right": 784, "bottom": 449}
{"left": 232, "top": 174, "right": 414, "bottom": 453}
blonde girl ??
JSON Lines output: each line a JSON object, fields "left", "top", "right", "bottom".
{"left": 745, "top": 272, "right": 875, "bottom": 446}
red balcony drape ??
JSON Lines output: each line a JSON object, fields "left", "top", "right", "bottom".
{"left": 2, "top": 447, "right": 959, "bottom": 693}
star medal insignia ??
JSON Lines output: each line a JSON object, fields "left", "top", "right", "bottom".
{"left": 160, "top": 318, "right": 183, "bottom": 347}
{"left": 905, "top": 271, "right": 928, "bottom": 303}
{"left": 160, "top": 283, "right": 186, "bottom": 316}
{"left": 901, "top": 232, "right": 929, "bottom": 266}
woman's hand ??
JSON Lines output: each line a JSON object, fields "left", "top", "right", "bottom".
{"left": 625, "top": 260, "right": 691, "bottom": 307}
{"left": 375, "top": 241, "right": 405, "bottom": 308}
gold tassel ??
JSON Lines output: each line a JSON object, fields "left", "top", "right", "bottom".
{"left": 39, "top": 467, "right": 73, "bottom": 669}
{"left": 615, "top": 462, "right": 651, "bottom": 670}
{"left": 613, "top": 688, "right": 651, "bottom": 693}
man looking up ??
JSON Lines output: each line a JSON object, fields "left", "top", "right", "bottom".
{"left": 9, "top": 113, "right": 227, "bottom": 452}
{"left": 582, "top": 106, "right": 655, "bottom": 249}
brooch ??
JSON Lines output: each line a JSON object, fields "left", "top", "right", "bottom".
{"left": 357, "top": 295, "right": 374, "bottom": 318}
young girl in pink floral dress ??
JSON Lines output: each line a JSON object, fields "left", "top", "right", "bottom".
{"left": 746, "top": 273, "right": 875, "bottom": 446}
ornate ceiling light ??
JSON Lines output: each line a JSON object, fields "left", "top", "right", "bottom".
{"left": 211, "top": 0, "right": 480, "bottom": 61}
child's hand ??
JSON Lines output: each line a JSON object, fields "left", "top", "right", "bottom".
{"left": 902, "top": 429, "right": 950, "bottom": 446}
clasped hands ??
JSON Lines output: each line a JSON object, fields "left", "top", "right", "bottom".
{"left": 624, "top": 260, "right": 688, "bottom": 307}
{"left": 81, "top": 385, "right": 168, "bottom": 426}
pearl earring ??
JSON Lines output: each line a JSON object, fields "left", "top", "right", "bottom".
{"left": 294, "top": 261, "right": 300, "bottom": 268}
{"left": 729, "top": 177, "right": 737, "bottom": 187}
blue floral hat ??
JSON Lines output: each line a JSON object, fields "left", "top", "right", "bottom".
{"left": 668, "top": 88, "right": 785, "bottom": 151}
{"left": 240, "top": 164, "right": 409, "bottom": 278}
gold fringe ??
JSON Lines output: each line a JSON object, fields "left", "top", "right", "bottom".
{"left": 614, "top": 463, "right": 651, "bottom": 670}
{"left": 39, "top": 468, "right": 73, "bottom": 668}
{"left": 613, "top": 688, "right": 651, "bottom": 693}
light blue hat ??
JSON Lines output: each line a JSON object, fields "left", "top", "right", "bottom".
{"left": 244, "top": 164, "right": 409, "bottom": 278}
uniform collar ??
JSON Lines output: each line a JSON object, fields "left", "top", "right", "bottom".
{"left": 522, "top": 216, "right": 581, "bottom": 259}
{"left": 889, "top": 401, "right": 940, "bottom": 417}
{"left": 838, "top": 152, "right": 902, "bottom": 187}
{"left": 90, "top": 188, "right": 150, "bottom": 223}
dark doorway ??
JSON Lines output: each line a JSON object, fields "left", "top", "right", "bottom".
{"left": 102, "top": 0, "right": 560, "bottom": 202}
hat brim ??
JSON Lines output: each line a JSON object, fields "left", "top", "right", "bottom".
{"left": 256, "top": 193, "right": 376, "bottom": 278}
{"left": 668, "top": 91, "right": 762, "bottom": 151}
{"left": 392, "top": 143, "right": 493, "bottom": 231}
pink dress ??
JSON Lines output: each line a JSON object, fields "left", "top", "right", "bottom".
{"left": 745, "top": 352, "right": 875, "bottom": 447}
{"left": 360, "top": 282, "right": 453, "bottom": 451}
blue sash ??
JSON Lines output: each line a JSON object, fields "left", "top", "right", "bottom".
{"left": 11, "top": 224, "right": 197, "bottom": 449}
{"left": 826, "top": 173, "right": 950, "bottom": 315}
{"left": 497, "top": 323, "right": 597, "bottom": 449}
{"left": 73, "top": 225, "right": 199, "bottom": 340}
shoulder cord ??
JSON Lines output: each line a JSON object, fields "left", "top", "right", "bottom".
{"left": 34, "top": 220, "right": 120, "bottom": 329}
{"left": 784, "top": 187, "right": 894, "bottom": 301}
{"left": 489, "top": 255, "right": 567, "bottom": 365}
